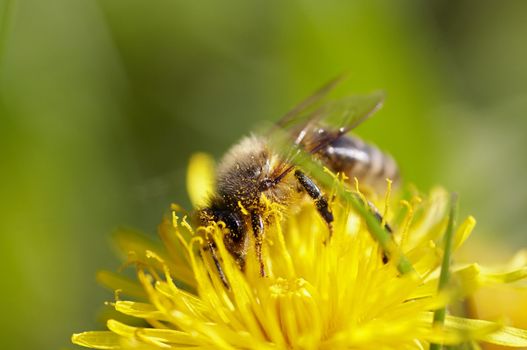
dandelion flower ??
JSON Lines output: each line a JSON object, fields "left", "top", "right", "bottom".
{"left": 72, "top": 154, "right": 527, "bottom": 350}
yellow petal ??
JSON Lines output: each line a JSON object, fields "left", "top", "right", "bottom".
{"left": 71, "top": 331, "right": 121, "bottom": 349}
{"left": 114, "top": 301, "right": 168, "bottom": 320}
{"left": 112, "top": 228, "right": 165, "bottom": 263}
{"left": 412, "top": 263, "right": 527, "bottom": 300}
{"left": 186, "top": 152, "right": 215, "bottom": 208}
{"left": 112, "top": 228, "right": 195, "bottom": 287}
{"left": 482, "top": 266, "right": 527, "bottom": 284}
{"left": 419, "top": 313, "right": 527, "bottom": 347}
{"left": 96, "top": 270, "right": 147, "bottom": 300}
{"left": 446, "top": 315, "right": 527, "bottom": 347}
{"left": 452, "top": 215, "right": 476, "bottom": 251}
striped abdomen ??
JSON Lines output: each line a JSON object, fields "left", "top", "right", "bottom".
{"left": 318, "top": 134, "right": 400, "bottom": 192}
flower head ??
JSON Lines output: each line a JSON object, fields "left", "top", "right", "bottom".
{"left": 72, "top": 154, "right": 527, "bottom": 349}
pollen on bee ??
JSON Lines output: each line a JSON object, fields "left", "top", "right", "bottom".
{"left": 237, "top": 200, "right": 250, "bottom": 216}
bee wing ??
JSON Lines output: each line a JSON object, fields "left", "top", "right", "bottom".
{"left": 273, "top": 75, "right": 347, "bottom": 132}
{"left": 269, "top": 87, "right": 385, "bottom": 182}
{"left": 300, "top": 91, "right": 385, "bottom": 148}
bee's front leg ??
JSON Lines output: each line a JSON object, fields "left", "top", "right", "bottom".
{"left": 206, "top": 238, "right": 230, "bottom": 289}
{"left": 250, "top": 211, "right": 266, "bottom": 277}
{"left": 294, "top": 169, "right": 334, "bottom": 240}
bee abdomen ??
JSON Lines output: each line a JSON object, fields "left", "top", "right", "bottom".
{"left": 319, "top": 135, "right": 400, "bottom": 192}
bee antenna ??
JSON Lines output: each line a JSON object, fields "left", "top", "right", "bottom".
{"left": 272, "top": 165, "right": 295, "bottom": 185}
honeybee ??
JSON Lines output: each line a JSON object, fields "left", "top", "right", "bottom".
{"left": 197, "top": 77, "right": 399, "bottom": 285}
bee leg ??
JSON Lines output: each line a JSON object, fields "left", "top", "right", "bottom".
{"left": 207, "top": 238, "right": 230, "bottom": 289}
{"left": 250, "top": 211, "right": 266, "bottom": 277}
{"left": 366, "top": 200, "right": 392, "bottom": 263}
{"left": 294, "top": 169, "right": 334, "bottom": 240}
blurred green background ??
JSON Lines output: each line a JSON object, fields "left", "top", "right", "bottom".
{"left": 1, "top": 0, "right": 526, "bottom": 349}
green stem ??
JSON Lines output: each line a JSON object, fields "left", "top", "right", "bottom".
{"left": 430, "top": 193, "right": 458, "bottom": 350}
